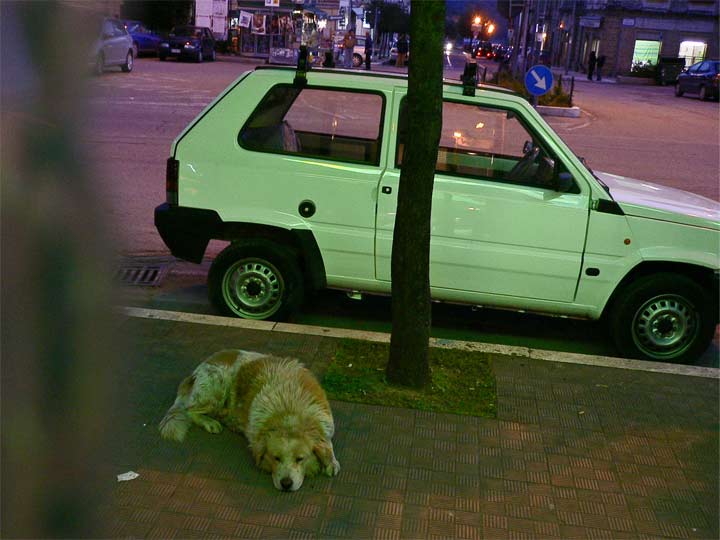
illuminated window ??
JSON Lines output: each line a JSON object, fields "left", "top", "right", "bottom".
{"left": 678, "top": 40, "right": 706, "bottom": 66}
{"left": 632, "top": 40, "right": 661, "bottom": 67}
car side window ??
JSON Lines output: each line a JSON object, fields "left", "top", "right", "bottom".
{"left": 697, "top": 61, "right": 710, "bottom": 73}
{"left": 687, "top": 63, "right": 700, "bottom": 73}
{"left": 240, "top": 85, "right": 384, "bottom": 165}
{"left": 112, "top": 20, "right": 126, "bottom": 36}
{"left": 396, "top": 99, "right": 573, "bottom": 191}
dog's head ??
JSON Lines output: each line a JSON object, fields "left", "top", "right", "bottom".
{"left": 254, "top": 428, "right": 325, "bottom": 491}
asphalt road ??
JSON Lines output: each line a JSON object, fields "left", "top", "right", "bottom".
{"left": 85, "top": 55, "right": 718, "bottom": 366}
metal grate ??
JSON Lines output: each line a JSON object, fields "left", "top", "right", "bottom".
{"left": 115, "top": 264, "right": 167, "bottom": 287}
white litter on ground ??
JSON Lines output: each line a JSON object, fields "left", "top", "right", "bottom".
{"left": 117, "top": 471, "right": 139, "bottom": 482}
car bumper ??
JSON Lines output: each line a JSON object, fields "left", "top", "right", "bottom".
{"left": 159, "top": 46, "right": 198, "bottom": 59}
{"left": 154, "top": 203, "right": 222, "bottom": 263}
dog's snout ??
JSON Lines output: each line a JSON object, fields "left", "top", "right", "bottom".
{"left": 280, "top": 477, "right": 293, "bottom": 491}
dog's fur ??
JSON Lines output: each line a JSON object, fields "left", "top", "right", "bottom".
{"left": 159, "top": 350, "right": 340, "bottom": 491}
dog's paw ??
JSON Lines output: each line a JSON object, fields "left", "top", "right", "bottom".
{"left": 201, "top": 418, "right": 223, "bottom": 434}
{"left": 324, "top": 457, "right": 341, "bottom": 477}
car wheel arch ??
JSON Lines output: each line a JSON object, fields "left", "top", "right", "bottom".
{"left": 218, "top": 222, "right": 327, "bottom": 291}
{"left": 600, "top": 261, "right": 718, "bottom": 320}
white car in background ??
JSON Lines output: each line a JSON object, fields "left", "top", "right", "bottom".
{"left": 90, "top": 17, "right": 134, "bottom": 75}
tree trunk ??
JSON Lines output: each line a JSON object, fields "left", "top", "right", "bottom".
{"left": 386, "top": 0, "right": 445, "bottom": 388}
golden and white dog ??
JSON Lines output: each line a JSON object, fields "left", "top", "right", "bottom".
{"left": 159, "top": 350, "right": 340, "bottom": 491}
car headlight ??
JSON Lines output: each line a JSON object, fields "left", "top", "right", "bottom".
{"left": 445, "top": 43, "right": 453, "bottom": 52}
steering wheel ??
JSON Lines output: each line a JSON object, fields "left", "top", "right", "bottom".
{"left": 506, "top": 146, "right": 540, "bottom": 182}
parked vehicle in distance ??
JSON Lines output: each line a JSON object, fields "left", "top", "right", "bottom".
{"left": 389, "top": 40, "right": 410, "bottom": 65}
{"left": 155, "top": 64, "right": 719, "bottom": 364}
{"left": 123, "top": 20, "right": 163, "bottom": 57}
{"left": 334, "top": 33, "right": 365, "bottom": 68}
{"left": 675, "top": 60, "right": 719, "bottom": 100}
{"left": 91, "top": 17, "right": 134, "bottom": 75}
{"left": 159, "top": 26, "right": 216, "bottom": 62}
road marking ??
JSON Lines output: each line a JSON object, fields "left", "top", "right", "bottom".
{"left": 119, "top": 306, "right": 719, "bottom": 379}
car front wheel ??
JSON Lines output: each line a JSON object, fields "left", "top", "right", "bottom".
{"left": 121, "top": 51, "right": 133, "bottom": 72}
{"left": 674, "top": 82, "right": 684, "bottom": 97}
{"left": 608, "top": 273, "right": 716, "bottom": 363}
{"left": 208, "top": 241, "right": 304, "bottom": 321}
{"left": 699, "top": 85, "right": 708, "bottom": 101}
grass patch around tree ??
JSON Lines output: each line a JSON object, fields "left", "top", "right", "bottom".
{"left": 322, "top": 339, "right": 496, "bottom": 418}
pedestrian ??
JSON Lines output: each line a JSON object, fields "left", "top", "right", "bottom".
{"left": 342, "top": 30, "right": 356, "bottom": 68}
{"left": 587, "top": 50, "right": 597, "bottom": 81}
{"left": 396, "top": 33, "right": 408, "bottom": 67}
{"left": 364, "top": 31, "right": 373, "bottom": 70}
{"left": 596, "top": 54, "right": 606, "bottom": 81}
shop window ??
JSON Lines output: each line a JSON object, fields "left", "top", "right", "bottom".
{"left": 678, "top": 41, "right": 706, "bottom": 66}
{"left": 631, "top": 40, "right": 661, "bottom": 70}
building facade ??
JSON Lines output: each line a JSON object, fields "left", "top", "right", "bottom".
{"left": 511, "top": 0, "right": 718, "bottom": 76}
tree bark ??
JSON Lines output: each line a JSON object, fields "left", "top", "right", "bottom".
{"left": 386, "top": 0, "right": 445, "bottom": 388}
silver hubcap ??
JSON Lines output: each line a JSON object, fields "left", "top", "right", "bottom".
{"left": 632, "top": 294, "right": 698, "bottom": 358}
{"left": 127, "top": 54, "right": 133, "bottom": 68}
{"left": 222, "top": 258, "right": 284, "bottom": 319}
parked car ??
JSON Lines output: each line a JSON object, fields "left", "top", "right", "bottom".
{"left": 675, "top": 60, "right": 719, "bottom": 101}
{"left": 123, "top": 20, "right": 163, "bottom": 57}
{"left": 159, "top": 26, "right": 216, "bottom": 62}
{"left": 389, "top": 40, "right": 410, "bottom": 64}
{"left": 90, "top": 17, "right": 134, "bottom": 75}
{"left": 155, "top": 64, "right": 719, "bottom": 363}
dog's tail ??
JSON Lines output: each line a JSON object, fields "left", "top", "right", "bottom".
{"left": 159, "top": 404, "right": 191, "bottom": 442}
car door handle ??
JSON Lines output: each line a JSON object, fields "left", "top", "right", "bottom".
{"left": 381, "top": 186, "right": 392, "bottom": 194}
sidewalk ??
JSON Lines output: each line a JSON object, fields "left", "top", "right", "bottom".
{"left": 105, "top": 311, "right": 719, "bottom": 539}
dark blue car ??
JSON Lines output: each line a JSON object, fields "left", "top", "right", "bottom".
{"left": 123, "top": 20, "right": 162, "bottom": 57}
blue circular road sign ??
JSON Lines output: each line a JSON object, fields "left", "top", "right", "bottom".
{"left": 525, "top": 65, "right": 554, "bottom": 96}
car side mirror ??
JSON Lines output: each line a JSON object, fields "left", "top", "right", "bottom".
{"left": 522, "top": 140, "right": 534, "bottom": 154}
{"left": 553, "top": 172, "right": 574, "bottom": 193}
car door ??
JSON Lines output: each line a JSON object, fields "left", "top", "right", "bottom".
{"left": 685, "top": 62, "right": 703, "bottom": 93}
{"left": 375, "top": 91, "right": 590, "bottom": 303}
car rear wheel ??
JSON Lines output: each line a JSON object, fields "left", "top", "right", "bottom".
{"left": 608, "top": 273, "right": 716, "bottom": 363}
{"left": 699, "top": 85, "right": 708, "bottom": 101}
{"left": 121, "top": 50, "right": 133, "bottom": 72}
{"left": 208, "top": 241, "right": 304, "bottom": 321}
{"left": 674, "top": 82, "right": 684, "bottom": 96}
{"left": 209, "top": 48, "right": 216, "bottom": 61}
{"left": 196, "top": 50, "right": 203, "bottom": 63}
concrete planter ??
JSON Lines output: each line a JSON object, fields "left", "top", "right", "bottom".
{"left": 617, "top": 75, "right": 655, "bottom": 85}
{"left": 537, "top": 105, "right": 581, "bottom": 118}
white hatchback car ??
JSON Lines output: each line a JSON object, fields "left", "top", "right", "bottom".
{"left": 155, "top": 64, "right": 719, "bottom": 363}
{"left": 91, "top": 17, "right": 134, "bottom": 75}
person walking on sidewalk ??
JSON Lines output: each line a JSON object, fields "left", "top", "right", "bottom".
{"left": 596, "top": 54, "right": 606, "bottom": 81}
{"left": 396, "top": 34, "right": 408, "bottom": 67}
{"left": 342, "top": 30, "right": 356, "bottom": 68}
{"left": 587, "top": 51, "right": 597, "bottom": 81}
{"left": 364, "top": 31, "right": 373, "bottom": 70}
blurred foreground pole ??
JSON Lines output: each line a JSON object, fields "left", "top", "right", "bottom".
{"left": 1, "top": 1, "right": 122, "bottom": 536}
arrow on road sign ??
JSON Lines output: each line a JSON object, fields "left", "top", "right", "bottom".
{"left": 530, "top": 69, "right": 547, "bottom": 91}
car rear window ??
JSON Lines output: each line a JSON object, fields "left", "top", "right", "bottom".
{"left": 239, "top": 84, "right": 384, "bottom": 165}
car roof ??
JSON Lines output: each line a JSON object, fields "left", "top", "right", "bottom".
{"left": 254, "top": 65, "right": 521, "bottom": 98}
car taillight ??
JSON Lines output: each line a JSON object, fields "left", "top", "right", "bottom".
{"left": 166, "top": 157, "right": 179, "bottom": 205}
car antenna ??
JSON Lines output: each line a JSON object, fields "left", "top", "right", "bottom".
{"left": 461, "top": 61, "right": 478, "bottom": 96}
{"left": 294, "top": 45, "right": 310, "bottom": 87}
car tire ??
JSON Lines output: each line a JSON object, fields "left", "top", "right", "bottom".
{"left": 608, "top": 273, "right": 716, "bottom": 363}
{"left": 674, "top": 83, "right": 684, "bottom": 97}
{"left": 353, "top": 53, "right": 363, "bottom": 68}
{"left": 121, "top": 50, "right": 133, "bottom": 72}
{"left": 208, "top": 240, "right": 304, "bottom": 321}
{"left": 196, "top": 50, "right": 203, "bottom": 63}
{"left": 699, "top": 85, "right": 708, "bottom": 101}
{"left": 94, "top": 53, "right": 104, "bottom": 76}
{"left": 209, "top": 48, "right": 216, "bottom": 61}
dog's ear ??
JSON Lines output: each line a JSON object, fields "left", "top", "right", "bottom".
{"left": 313, "top": 439, "right": 340, "bottom": 477}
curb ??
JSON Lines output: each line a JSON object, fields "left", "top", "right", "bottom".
{"left": 119, "top": 306, "right": 720, "bottom": 380}
{"left": 537, "top": 105, "right": 581, "bottom": 118}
